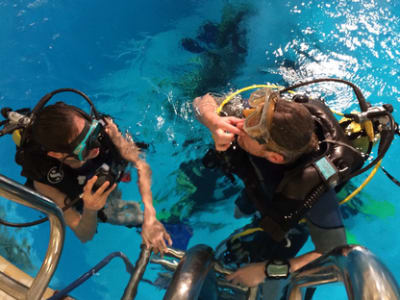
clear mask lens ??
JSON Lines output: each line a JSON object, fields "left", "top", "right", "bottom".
{"left": 243, "top": 89, "right": 277, "bottom": 144}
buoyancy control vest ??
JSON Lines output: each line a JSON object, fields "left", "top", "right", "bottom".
{"left": 19, "top": 130, "right": 128, "bottom": 208}
{"left": 205, "top": 97, "right": 366, "bottom": 242}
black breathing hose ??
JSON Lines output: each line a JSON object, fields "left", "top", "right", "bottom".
{"left": 280, "top": 78, "right": 369, "bottom": 112}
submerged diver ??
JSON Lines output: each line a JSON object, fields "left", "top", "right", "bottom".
{"left": 193, "top": 84, "right": 368, "bottom": 287}
{"left": 2, "top": 89, "right": 171, "bottom": 253}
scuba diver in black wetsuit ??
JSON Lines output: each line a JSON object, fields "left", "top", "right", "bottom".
{"left": 0, "top": 89, "right": 172, "bottom": 254}
{"left": 193, "top": 78, "right": 396, "bottom": 290}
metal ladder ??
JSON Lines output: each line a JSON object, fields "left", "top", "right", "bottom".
{"left": 0, "top": 174, "right": 148, "bottom": 300}
{"left": 0, "top": 174, "right": 64, "bottom": 300}
{"left": 1, "top": 173, "right": 400, "bottom": 300}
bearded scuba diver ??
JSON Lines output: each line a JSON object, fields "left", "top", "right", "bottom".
{"left": 195, "top": 78, "right": 398, "bottom": 295}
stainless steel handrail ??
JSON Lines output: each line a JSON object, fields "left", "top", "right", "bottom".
{"left": 121, "top": 245, "right": 152, "bottom": 300}
{"left": 152, "top": 246, "right": 258, "bottom": 300}
{"left": 163, "top": 244, "right": 214, "bottom": 300}
{"left": 0, "top": 174, "right": 65, "bottom": 300}
{"left": 287, "top": 245, "right": 400, "bottom": 300}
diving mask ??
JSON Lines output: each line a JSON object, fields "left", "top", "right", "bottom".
{"left": 70, "top": 120, "right": 102, "bottom": 161}
{"left": 243, "top": 88, "right": 278, "bottom": 144}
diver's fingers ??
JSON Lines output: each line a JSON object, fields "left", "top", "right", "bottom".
{"left": 215, "top": 140, "right": 234, "bottom": 151}
{"left": 165, "top": 232, "right": 173, "bottom": 246}
{"left": 157, "top": 239, "right": 168, "bottom": 256}
{"left": 236, "top": 121, "right": 245, "bottom": 130}
{"left": 104, "top": 117, "right": 117, "bottom": 127}
{"left": 220, "top": 120, "right": 243, "bottom": 136}
{"left": 226, "top": 116, "right": 244, "bottom": 125}
{"left": 103, "top": 116, "right": 110, "bottom": 125}
{"left": 215, "top": 143, "right": 232, "bottom": 152}
{"left": 226, "top": 272, "right": 245, "bottom": 287}
{"left": 84, "top": 176, "right": 98, "bottom": 193}
{"left": 144, "top": 239, "right": 154, "bottom": 254}
{"left": 153, "top": 244, "right": 163, "bottom": 257}
{"left": 225, "top": 271, "right": 238, "bottom": 282}
{"left": 93, "top": 181, "right": 110, "bottom": 196}
{"left": 214, "top": 129, "right": 235, "bottom": 144}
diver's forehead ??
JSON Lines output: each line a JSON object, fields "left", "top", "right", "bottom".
{"left": 70, "top": 115, "right": 86, "bottom": 141}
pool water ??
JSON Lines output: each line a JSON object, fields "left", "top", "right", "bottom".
{"left": 1, "top": 0, "right": 400, "bottom": 299}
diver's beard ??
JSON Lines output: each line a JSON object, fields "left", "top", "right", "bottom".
{"left": 237, "top": 135, "right": 266, "bottom": 158}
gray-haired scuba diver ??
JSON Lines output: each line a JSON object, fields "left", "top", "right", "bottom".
{"left": 0, "top": 89, "right": 172, "bottom": 254}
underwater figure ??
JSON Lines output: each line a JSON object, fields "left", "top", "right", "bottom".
{"left": 196, "top": 22, "right": 219, "bottom": 45}
{"left": 181, "top": 38, "right": 206, "bottom": 54}
{"left": 158, "top": 157, "right": 241, "bottom": 224}
{"left": 179, "top": 2, "right": 253, "bottom": 97}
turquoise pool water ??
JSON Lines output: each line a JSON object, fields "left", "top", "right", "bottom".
{"left": 1, "top": 0, "right": 399, "bottom": 299}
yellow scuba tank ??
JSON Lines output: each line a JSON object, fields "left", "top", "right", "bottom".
{"left": 0, "top": 108, "right": 31, "bottom": 143}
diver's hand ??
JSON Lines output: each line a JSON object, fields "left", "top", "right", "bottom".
{"left": 82, "top": 176, "right": 116, "bottom": 211}
{"left": 103, "top": 117, "right": 123, "bottom": 143}
{"left": 210, "top": 116, "right": 244, "bottom": 151}
{"left": 193, "top": 93, "right": 244, "bottom": 151}
{"left": 226, "top": 262, "right": 266, "bottom": 288}
{"left": 141, "top": 217, "right": 172, "bottom": 255}
{"left": 103, "top": 117, "right": 140, "bottom": 162}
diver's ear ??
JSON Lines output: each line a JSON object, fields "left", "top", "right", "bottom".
{"left": 265, "top": 151, "right": 285, "bottom": 164}
{"left": 47, "top": 151, "right": 68, "bottom": 159}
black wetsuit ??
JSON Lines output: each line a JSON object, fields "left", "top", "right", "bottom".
{"left": 227, "top": 146, "right": 346, "bottom": 254}
{"left": 19, "top": 136, "right": 124, "bottom": 219}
